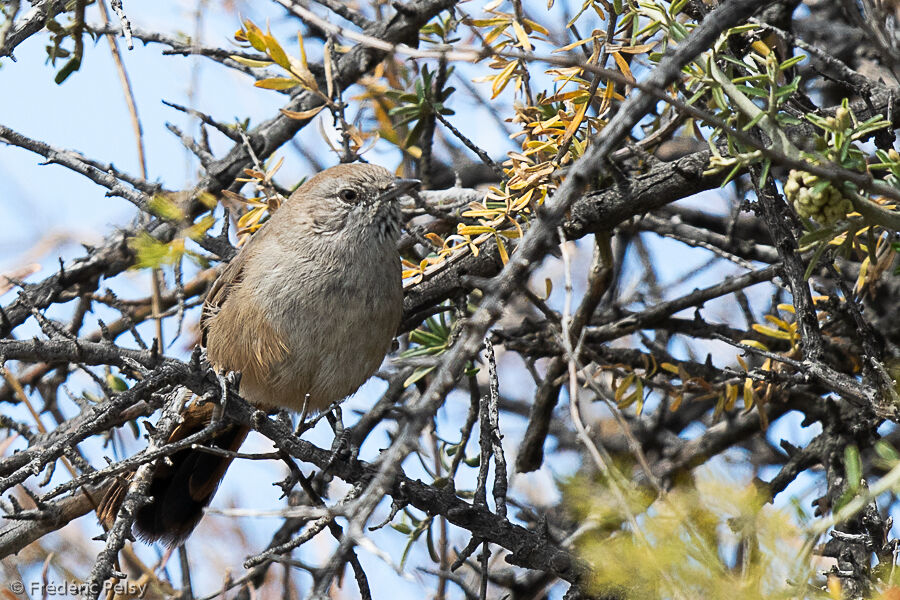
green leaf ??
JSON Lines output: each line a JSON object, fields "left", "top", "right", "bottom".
{"left": 758, "top": 159, "right": 771, "bottom": 185}
{"left": 803, "top": 240, "right": 829, "bottom": 281}
{"left": 776, "top": 114, "right": 803, "bottom": 126}
{"left": 720, "top": 161, "right": 744, "bottom": 188}
{"left": 736, "top": 85, "right": 768, "bottom": 98}
{"left": 391, "top": 522, "right": 412, "bottom": 535}
{"left": 149, "top": 194, "right": 186, "bottom": 221}
{"left": 399, "top": 519, "right": 430, "bottom": 570}
{"left": 409, "top": 328, "right": 448, "bottom": 346}
{"left": 403, "top": 366, "right": 435, "bottom": 387}
{"left": 425, "top": 521, "right": 440, "bottom": 562}
{"left": 128, "top": 233, "right": 184, "bottom": 269}
{"left": 798, "top": 226, "right": 838, "bottom": 246}
{"left": 875, "top": 440, "right": 900, "bottom": 463}
{"left": 106, "top": 374, "right": 129, "bottom": 392}
{"left": 54, "top": 56, "right": 82, "bottom": 84}
{"left": 741, "top": 110, "right": 766, "bottom": 131}
{"left": 844, "top": 445, "right": 862, "bottom": 494}
{"left": 778, "top": 54, "right": 806, "bottom": 70}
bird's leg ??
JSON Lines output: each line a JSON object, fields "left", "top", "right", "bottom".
{"left": 211, "top": 368, "right": 229, "bottom": 424}
{"left": 208, "top": 368, "right": 240, "bottom": 424}
{"left": 293, "top": 394, "right": 315, "bottom": 436}
{"left": 324, "top": 406, "right": 353, "bottom": 472}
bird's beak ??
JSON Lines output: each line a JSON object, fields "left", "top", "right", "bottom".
{"left": 378, "top": 178, "right": 421, "bottom": 203}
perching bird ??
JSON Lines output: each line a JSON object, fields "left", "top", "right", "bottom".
{"left": 99, "top": 163, "right": 418, "bottom": 545}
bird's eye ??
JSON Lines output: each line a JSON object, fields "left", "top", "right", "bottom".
{"left": 338, "top": 188, "right": 358, "bottom": 203}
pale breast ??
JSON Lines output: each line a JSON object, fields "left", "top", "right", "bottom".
{"left": 230, "top": 235, "right": 402, "bottom": 414}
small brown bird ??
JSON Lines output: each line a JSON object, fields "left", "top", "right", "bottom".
{"left": 99, "top": 163, "right": 417, "bottom": 545}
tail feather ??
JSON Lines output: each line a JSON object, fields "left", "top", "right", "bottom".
{"left": 99, "top": 403, "right": 249, "bottom": 546}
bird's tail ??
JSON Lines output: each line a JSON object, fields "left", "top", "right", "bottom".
{"left": 98, "top": 402, "right": 250, "bottom": 546}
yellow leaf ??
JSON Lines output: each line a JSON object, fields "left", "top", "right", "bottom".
{"left": 197, "top": 192, "right": 218, "bottom": 209}
{"left": 255, "top": 77, "right": 299, "bottom": 90}
{"left": 612, "top": 51, "right": 634, "bottom": 83}
{"left": 512, "top": 20, "right": 532, "bottom": 51}
{"left": 469, "top": 18, "right": 510, "bottom": 27}
{"left": 229, "top": 55, "right": 273, "bottom": 68}
{"left": 280, "top": 105, "right": 326, "bottom": 120}
{"left": 669, "top": 393, "right": 683, "bottom": 411}
{"left": 743, "top": 377, "right": 755, "bottom": 409}
{"left": 751, "top": 324, "right": 792, "bottom": 340}
{"left": 184, "top": 215, "right": 216, "bottom": 240}
{"left": 634, "top": 377, "right": 644, "bottom": 414}
{"left": 264, "top": 31, "right": 291, "bottom": 70}
{"left": 660, "top": 362, "right": 679, "bottom": 374}
{"left": 522, "top": 19, "right": 550, "bottom": 36}
{"left": 714, "top": 394, "right": 726, "bottom": 419}
{"left": 542, "top": 90, "right": 589, "bottom": 103}
{"left": 560, "top": 99, "right": 589, "bottom": 146}
{"left": 237, "top": 207, "right": 266, "bottom": 230}
{"left": 645, "top": 353, "right": 658, "bottom": 378}
{"left": 491, "top": 60, "right": 518, "bottom": 99}
{"left": 571, "top": 136, "right": 585, "bottom": 157}
{"left": 776, "top": 303, "right": 796, "bottom": 314}
{"left": 511, "top": 188, "right": 534, "bottom": 211}
{"left": 618, "top": 389, "right": 638, "bottom": 411}
{"left": 738, "top": 339, "right": 770, "bottom": 352}
{"left": 242, "top": 20, "right": 267, "bottom": 52}
{"left": 424, "top": 232, "right": 445, "bottom": 247}
{"left": 267, "top": 156, "right": 284, "bottom": 179}
{"left": 524, "top": 139, "right": 556, "bottom": 152}
{"left": 461, "top": 209, "right": 500, "bottom": 218}
{"left": 751, "top": 40, "right": 771, "bottom": 57}
{"left": 483, "top": 24, "right": 510, "bottom": 46}
{"left": 736, "top": 355, "right": 749, "bottom": 371}
{"left": 298, "top": 30, "right": 310, "bottom": 71}
{"left": 855, "top": 256, "right": 870, "bottom": 294}
{"left": 617, "top": 42, "right": 658, "bottom": 54}
{"left": 597, "top": 81, "right": 615, "bottom": 114}
{"left": 458, "top": 225, "right": 496, "bottom": 235}
{"left": 496, "top": 234, "right": 509, "bottom": 265}
{"left": 764, "top": 314, "right": 791, "bottom": 330}
{"left": 827, "top": 575, "right": 842, "bottom": 600}
{"left": 725, "top": 383, "right": 738, "bottom": 411}
{"left": 615, "top": 373, "right": 635, "bottom": 404}
{"left": 287, "top": 31, "right": 319, "bottom": 92}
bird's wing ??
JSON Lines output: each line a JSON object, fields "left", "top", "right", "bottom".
{"left": 200, "top": 223, "right": 273, "bottom": 345}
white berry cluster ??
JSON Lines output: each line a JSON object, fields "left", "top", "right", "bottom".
{"left": 783, "top": 169, "right": 853, "bottom": 224}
